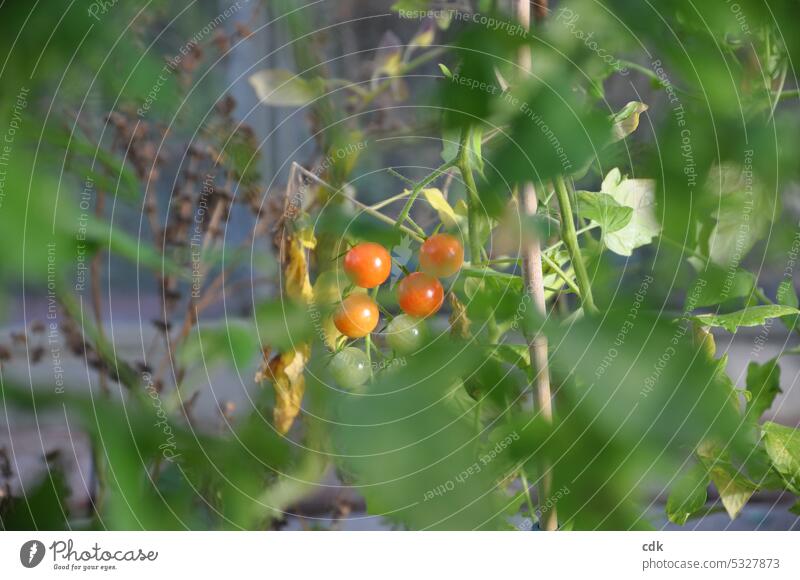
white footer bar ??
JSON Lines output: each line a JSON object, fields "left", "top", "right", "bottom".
{"left": 1, "top": 531, "right": 797, "bottom": 579}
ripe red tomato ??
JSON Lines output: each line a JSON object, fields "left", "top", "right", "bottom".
{"left": 334, "top": 293, "right": 380, "bottom": 338}
{"left": 419, "top": 234, "right": 464, "bottom": 278}
{"left": 397, "top": 272, "right": 444, "bottom": 318}
{"left": 343, "top": 242, "right": 392, "bottom": 288}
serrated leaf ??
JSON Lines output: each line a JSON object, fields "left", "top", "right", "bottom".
{"left": 249, "top": 69, "right": 317, "bottom": 107}
{"left": 610, "top": 101, "right": 648, "bottom": 142}
{"left": 691, "top": 305, "right": 800, "bottom": 333}
{"left": 576, "top": 190, "right": 634, "bottom": 233}
{"left": 599, "top": 168, "right": 660, "bottom": 256}
{"left": 745, "top": 358, "right": 781, "bottom": 423}
{"left": 762, "top": 422, "right": 800, "bottom": 494}
{"left": 666, "top": 463, "right": 709, "bottom": 525}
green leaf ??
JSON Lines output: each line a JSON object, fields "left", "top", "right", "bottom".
{"left": 776, "top": 280, "right": 799, "bottom": 331}
{"left": 745, "top": 359, "right": 781, "bottom": 423}
{"left": 686, "top": 263, "right": 756, "bottom": 308}
{"left": 777, "top": 280, "right": 799, "bottom": 308}
{"left": 703, "top": 162, "right": 778, "bottom": 267}
{"left": 599, "top": 168, "right": 660, "bottom": 256}
{"left": 329, "top": 344, "right": 508, "bottom": 530}
{"left": 666, "top": 463, "right": 709, "bottom": 525}
{"left": 441, "top": 127, "right": 483, "bottom": 175}
{"left": 762, "top": 422, "right": 800, "bottom": 494}
{"left": 249, "top": 69, "right": 318, "bottom": 107}
{"left": 179, "top": 320, "right": 258, "bottom": 371}
{"left": 391, "top": 0, "right": 430, "bottom": 11}
{"left": 83, "top": 218, "right": 184, "bottom": 276}
{"left": 254, "top": 300, "right": 315, "bottom": 352}
{"left": 438, "top": 63, "right": 453, "bottom": 79}
{"left": 691, "top": 305, "right": 800, "bottom": 333}
{"left": 49, "top": 126, "right": 141, "bottom": 202}
{"left": 576, "top": 190, "right": 634, "bottom": 233}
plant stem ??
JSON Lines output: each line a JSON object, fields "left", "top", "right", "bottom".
{"left": 554, "top": 175, "right": 597, "bottom": 314}
{"left": 517, "top": 0, "right": 557, "bottom": 532}
{"left": 519, "top": 469, "right": 537, "bottom": 525}
{"left": 293, "top": 162, "right": 425, "bottom": 242}
{"left": 394, "top": 160, "right": 454, "bottom": 236}
{"left": 541, "top": 252, "right": 581, "bottom": 297}
{"left": 458, "top": 128, "right": 483, "bottom": 262}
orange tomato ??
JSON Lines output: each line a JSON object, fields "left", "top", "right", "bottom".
{"left": 333, "top": 294, "right": 380, "bottom": 338}
{"left": 343, "top": 242, "right": 392, "bottom": 288}
{"left": 419, "top": 234, "right": 464, "bottom": 278}
{"left": 397, "top": 272, "right": 444, "bottom": 318}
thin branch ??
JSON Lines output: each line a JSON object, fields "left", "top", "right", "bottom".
{"left": 292, "top": 163, "right": 425, "bottom": 242}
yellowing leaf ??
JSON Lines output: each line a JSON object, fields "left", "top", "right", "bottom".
{"left": 420, "top": 187, "right": 458, "bottom": 228}
{"left": 383, "top": 52, "right": 404, "bottom": 77}
{"left": 697, "top": 443, "right": 757, "bottom": 519}
{"left": 285, "top": 236, "right": 313, "bottom": 303}
{"left": 249, "top": 69, "right": 317, "bottom": 107}
{"left": 448, "top": 293, "right": 471, "bottom": 339}
{"left": 611, "top": 101, "right": 648, "bottom": 142}
{"left": 409, "top": 24, "right": 435, "bottom": 49}
{"left": 265, "top": 345, "right": 311, "bottom": 434}
{"left": 297, "top": 226, "right": 317, "bottom": 249}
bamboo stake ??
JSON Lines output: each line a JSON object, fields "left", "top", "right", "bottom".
{"left": 517, "top": 0, "right": 557, "bottom": 531}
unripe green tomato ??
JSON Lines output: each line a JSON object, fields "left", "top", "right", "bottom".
{"left": 385, "top": 314, "right": 426, "bottom": 354}
{"left": 330, "top": 347, "right": 371, "bottom": 389}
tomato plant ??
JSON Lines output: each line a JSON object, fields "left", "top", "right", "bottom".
{"left": 3, "top": 0, "right": 800, "bottom": 535}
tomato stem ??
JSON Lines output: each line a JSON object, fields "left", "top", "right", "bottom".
{"left": 394, "top": 160, "right": 455, "bottom": 237}
{"left": 457, "top": 128, "right": 483, "bottom": 264}
{"left": 554, "top": 174, "right": 598, "bottom": 315}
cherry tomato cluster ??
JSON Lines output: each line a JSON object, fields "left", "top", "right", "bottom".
{"left": 329, "top": 234, "right": 464, "bottom": 388}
